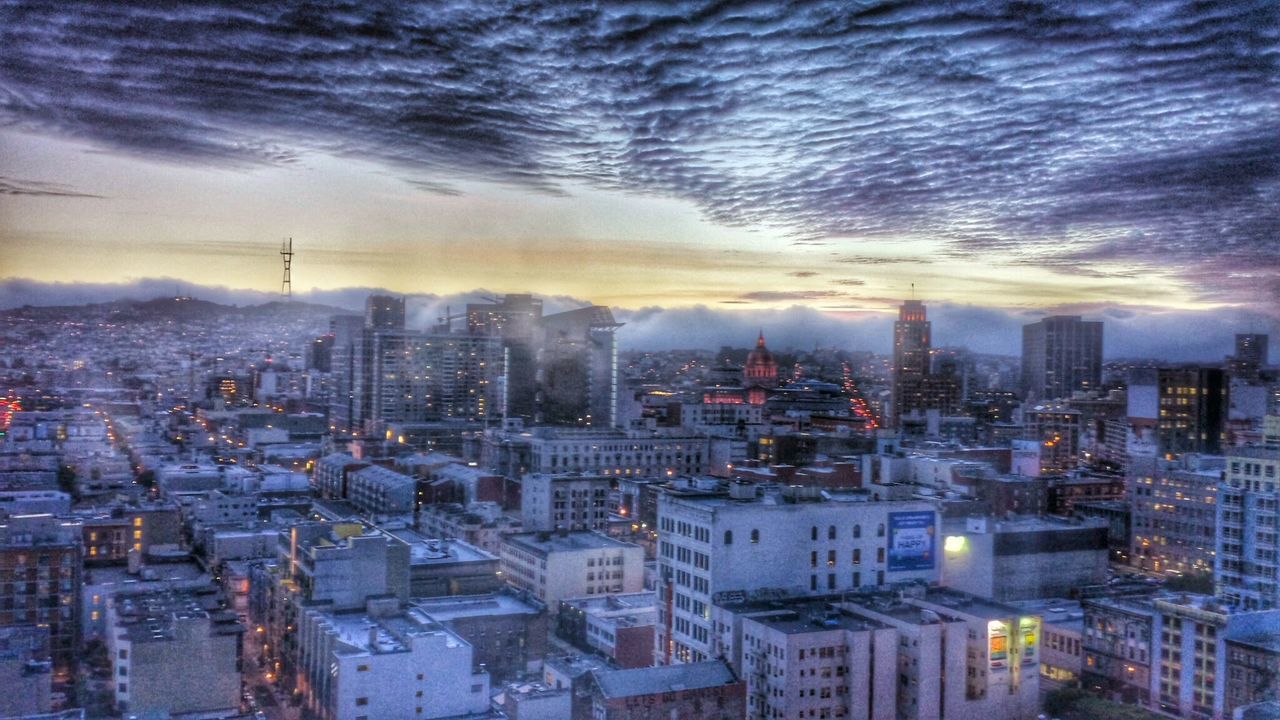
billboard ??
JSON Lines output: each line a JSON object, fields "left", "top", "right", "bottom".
{"left": 887, "top": 511, "right": 936, "bottom": 571}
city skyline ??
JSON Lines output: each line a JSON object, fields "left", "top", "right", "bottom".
{"left": 1, "top": 1, "right": 1277, "bottom": 336}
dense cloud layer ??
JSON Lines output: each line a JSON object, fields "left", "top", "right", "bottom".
{"left": 1, "top": 278, "right": 1273, "bottom": 362}
{"left": 1, "top": 2, "right": 1277, "bottom": 307}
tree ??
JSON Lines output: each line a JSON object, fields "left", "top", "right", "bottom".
{"left": 57, "top": 464, "right": 80, "bottom": 501}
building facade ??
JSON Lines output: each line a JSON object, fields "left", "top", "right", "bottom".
{"left": 1021, "top": 316, "right": 1103, "bottom": 402}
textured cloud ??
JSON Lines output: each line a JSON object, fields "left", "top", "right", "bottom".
{"left": 0, "top": 1, "right": 1277, "bottom": 307}
{"left": 0, "top": 176, "right": 103, "bottom": 198}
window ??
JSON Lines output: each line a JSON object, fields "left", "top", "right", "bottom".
{"left": 877, "top": 523, "right": 885, "bottom": 537}
{"left": 853, "top": 548, "right": 861, "bottom": 564}
{"left": 853, "top": 524, "right": 861, "bottom": 539}
{"left": 751, "top": 529, "right": 760, "bottom": 544}
{"left": 828, "top": 525, "right": 836, "bottom": 540}
{"left": 724, "top": 530, "right": 733, "bottom": 545}
{"left": 811, "top": 526, "right": 818, "bottom": 541}
{"left": 357, "top": 664, "right": 369, "bottom": 672}
{"left": 356, "top": 697, "right": 369, "bottom": 706}
{"left": 877, "top": 547, "right": 885, "bottom": 563}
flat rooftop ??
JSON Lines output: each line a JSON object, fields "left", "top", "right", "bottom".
{"left": 317, "top": 606, "right": 464, "bottom": 656}
{"left": 1009, "top": 598, "right": 1085, "bottom": 632}
{"left": 412, "top": 593, "right": 542, "bottom": 621}
{"left": 593, "top": 660, "right": 737, "bottom": 699}
{"left": 504, "top": 531, "right": 638, "bottom": 555}
{"left": 387, "top": 528, "right": 498, "bottom": 564}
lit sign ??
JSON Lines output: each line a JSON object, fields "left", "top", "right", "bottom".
{"left": 888, "top": 511, "right": 936, "bottom": 571}
{"left": 989, "top": 620, "right": 1009, "bottom": 670}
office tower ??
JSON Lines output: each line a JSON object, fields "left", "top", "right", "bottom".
{"left": 1127, "top": 367, "right": 1228, "bottom": 456}
{"left": 307, "top": 333, "right": 334, "bottom": 372}
{"left": 465, "top": 295, "right": 622, "bottom": 427}
{"left": 891, "top": 299, "right": 931, "bottom": 427}
{"left": 1021, "top": 315, "right": 1103, "bottom": 401}
{"left": 380, "top": 332, "right": 503, "bottom": 426}
{"left": 538, "top": 305, "right": 622, "bottom": 427}
{"left": 1022, "top": 403, "right": 1083, "bottom": 475}
{"left": 329, "top": 314, "right": 370, "bottom": 433}
{"left": 365, "top": 294, "right": 406, "bottom": 330}
{"left": 1229, "top": 333, "right": 1270, "bottom": 381}
{"left": 0, "top": 515, "right": 82, "bottom": 676}
{"left": 1216, "top": 429, "right": 1280, "bottom": 610}
{"left": 468, "top": 294, "right": 543, "bottom": 420}
{"left": 1129, "top": 454, "right": 1222, "bottom": 577}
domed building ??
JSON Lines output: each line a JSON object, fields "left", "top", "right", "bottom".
{"left": 743, "top": 331, "right": 779, "bottom": 405}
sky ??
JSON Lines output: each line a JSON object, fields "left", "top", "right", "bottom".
{"left": 0, "top": 1, "right": 1277, "bottom": 356}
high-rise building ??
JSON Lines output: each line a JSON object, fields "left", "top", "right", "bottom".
{"left": 468, "top": 294, "right": 543, "bottom": 420}
{"left": 538, "top": 305, "right": 622, "bottom": 427}
{"left": 365, "top": 294, "right": 406, "bottom": 330}
{"left": 467, "top": 294, "right": 622, "bottom": 427}
{"left": 1021, "top": 315, "right": 1103, "bottom": 401}
{"left": 367, "top": 331, "right": 503, "bottom": 427}
{"left": 1216, "top": 431, "right": 1280, "bottom": 610}
{"left": 328, "top": 314, "right": 366, "bottom": 432}
{"left": 891, "top": 299, "right": 931, "bottom": 427}
{"left": 1229, "top": 333, "right": 1270, "bottom": 381}
{"left": 0, "top": 515, "right": 81, "bottom": 676}
{"left": 1021, "top": 403, "right": 1083, "bottom": 475}
{"left": 1127, "top": 367, "right": 1228, "bottom": 457}
{"left": 1128, "top": 454, "right": 1222, "bottom": 577}
{"left": 331, "top": 297, "right": 505, "bottom": 434}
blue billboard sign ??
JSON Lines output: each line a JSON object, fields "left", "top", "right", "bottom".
{"left": 887, "top": 511, "right": 936, "bottom": 571}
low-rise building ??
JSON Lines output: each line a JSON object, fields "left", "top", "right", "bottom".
{"left": 412, "top": 592, "right": 548, "bottom": 683}
{"left": 940, "top": 515, "right": 1109, "bottom": 601}
{"left": 0, "top": 625, "right": 52, "bottom": 717}
{"left": 295, "top": 598, "right": 492, "bottom": 720}
{"left": 106, "top": 586, "right": 244, "bottom": 718}
{"left": 347, "top": 465, "right": 416, "bottom": 516}
{"left": 501, "top": 531, "right": 645, "bottom": 614}
{"left": 558, "top": 592, "right": 658, "bottom": 668}
{"left": 522, "top": 473, "right": 613, "bottom": 532}
{"left": 585, "top": 660, "right": 745, "bottom": 720}
{"left": 714, "top": 588, "right": 1042, "bottom": 720}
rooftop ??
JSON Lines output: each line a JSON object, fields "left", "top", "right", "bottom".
{"left": 317, "top": 605, "right": 464, "bottom": 656}
{"left": 504, "top": 531, "right": 638, "bottom": 555}
{"left": 593, "top": 660, "right": 738, "bottom": 699}
{"left": 113, "top": 586, "right": 242, "bottom": 643}
{"left": 412, "top": 593, "right": 542, "bottom": 621}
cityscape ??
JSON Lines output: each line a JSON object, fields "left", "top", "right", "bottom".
{"left": 2, "top": 3, "right": 1279, "bottom": 720}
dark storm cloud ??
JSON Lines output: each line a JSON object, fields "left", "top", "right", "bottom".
{"left": 1, "top": 1, "right": 1277, "bottom": 304}
{"left": 0, "top": 176, "right": 103, "bottom": 198}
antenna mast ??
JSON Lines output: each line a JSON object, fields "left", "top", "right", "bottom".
{"left": 280, "top": 237, "right": 294, "bottom": 301}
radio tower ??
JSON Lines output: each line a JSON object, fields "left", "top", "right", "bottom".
{"left": 279, "top": 237, "right": 294, "bottom": 301}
